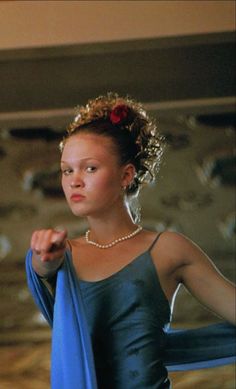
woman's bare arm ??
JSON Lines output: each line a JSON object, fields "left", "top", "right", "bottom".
{"left": 156, "top": 231, "right": 236, "bottom": 325}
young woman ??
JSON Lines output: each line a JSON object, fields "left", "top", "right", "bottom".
{"left": 26, "top": 93, "right": 235, "bottom": 389}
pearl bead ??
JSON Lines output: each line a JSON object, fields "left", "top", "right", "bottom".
{"left": 85, "top": 225, "right": 143, "bottom": 249}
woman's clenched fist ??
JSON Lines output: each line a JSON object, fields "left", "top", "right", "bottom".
{"left": 31, "top": 229, "right": 67, "bottom": 277}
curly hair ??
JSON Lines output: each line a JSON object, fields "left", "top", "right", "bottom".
{"left": 60, "top": 92, "right": 164, "bottom": 198}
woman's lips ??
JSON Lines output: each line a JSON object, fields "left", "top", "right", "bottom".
{"left": 70, "top": 194, "right": 85, "bottom": 202}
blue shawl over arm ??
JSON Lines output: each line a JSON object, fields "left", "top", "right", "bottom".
{"left": 25, "top": 249, "right": 236, "bottom": 389}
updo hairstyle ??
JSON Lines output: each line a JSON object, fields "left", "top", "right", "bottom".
{"left": 60, "top": 92, "right": 164, "bottom": 197}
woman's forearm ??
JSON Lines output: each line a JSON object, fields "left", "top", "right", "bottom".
{"left": 32, "top": 252, "right": 64, "bottom": 278}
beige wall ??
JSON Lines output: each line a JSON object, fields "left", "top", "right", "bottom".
{"left": 0, "top": 0, "right": 235, "bottom": 49}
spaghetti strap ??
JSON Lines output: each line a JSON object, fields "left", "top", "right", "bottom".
{"left": 148, "top": 231, "right": 163, "bottom": 251}
{"left": 66, "top": 239, "right": 72, "bottom": 252}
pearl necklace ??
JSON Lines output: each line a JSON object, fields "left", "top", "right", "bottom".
{"left": 85, "top": 225, "right": 143, "bottom": 249}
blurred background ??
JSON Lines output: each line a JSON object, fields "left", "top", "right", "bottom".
{"left": 0, "top": 1, "right": 235, "bottom": 388}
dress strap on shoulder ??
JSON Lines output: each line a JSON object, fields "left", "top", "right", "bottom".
{"left": 66, "top": 239, "right": 72, "bottom": 252}
{"left": 148, "top": 231, "right": 163, "bottom": 251}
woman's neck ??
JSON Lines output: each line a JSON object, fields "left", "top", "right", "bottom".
{"left": 86, "top": 207, "right": 137, "bottom": 245}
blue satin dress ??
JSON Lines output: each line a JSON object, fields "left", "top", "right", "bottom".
{"left": 25, "top": 235, "right": 236, "bottom": 389}
{"left": 79, "top": 235, "right": 171, "bottom": 388}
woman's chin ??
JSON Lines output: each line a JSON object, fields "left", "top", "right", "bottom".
{"left": 70, "top": 208, "right": 88, "bottom": 217}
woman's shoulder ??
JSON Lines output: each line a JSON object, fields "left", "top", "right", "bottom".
{"left": 153, "top": 230, "right": 195, "bottom": 247}
{"left": 145, "top": 229, "right": 189, "bottom": 246}
{"left": 149, "top": 230, "right": 196, "bottom": 263}
{"left": 66, "top": 236, "right": 86, "bottom": 251}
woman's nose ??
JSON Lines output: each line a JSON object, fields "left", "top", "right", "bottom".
{"left": 70, "top": 173, "right": 84, "bottom": 188}
{"left": 70, "top": 181, "right": 80, "bottom": 188}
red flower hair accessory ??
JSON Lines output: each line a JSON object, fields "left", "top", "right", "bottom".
{"left": 110, "top": 104, "right": 131, "bottom": 125}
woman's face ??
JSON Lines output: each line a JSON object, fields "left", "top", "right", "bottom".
{"left": 61, "top": 132, "right": 133, "bottom": 218}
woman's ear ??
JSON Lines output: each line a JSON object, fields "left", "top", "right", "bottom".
{"left": 121, "top": 163, "right": 136, "bottom": 188}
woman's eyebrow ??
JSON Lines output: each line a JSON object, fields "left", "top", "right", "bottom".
{"left": 60, "top": 157, "right": 100, "bottom": 164}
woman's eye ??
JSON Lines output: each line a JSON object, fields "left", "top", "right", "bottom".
{"left": 62, "top": 169, "right": 72, "bottom": 176}
{"left": 86, "top": 166, "right": 97, "bottom": 173}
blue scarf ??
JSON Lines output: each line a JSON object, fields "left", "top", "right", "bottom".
{"left": 26, "top": 249, "right": 236, "bottom": 389}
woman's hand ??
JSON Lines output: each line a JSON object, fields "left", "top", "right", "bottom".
{"left": 31, "top": 229, "right": 67, "bottom": 277}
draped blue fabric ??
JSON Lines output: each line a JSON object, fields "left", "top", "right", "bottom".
{"left": 26, "top": 249, "right": 98, "bottom": 389}
{"left": 26, "top": 249, "right": 236, "bottom": 389}
{"left": 164, "top": 323, "right": 236, "bottom": 371}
